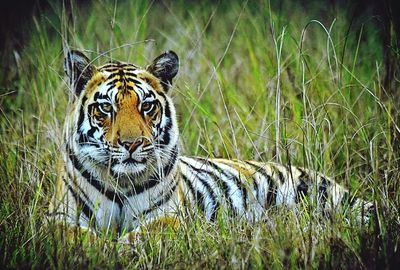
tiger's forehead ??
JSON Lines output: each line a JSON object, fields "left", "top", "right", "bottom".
{"left": 99, "top": 62, "right": 140, "bottom": 73}
{"left": 85, "top": 62, "right": 162, "bottom": 102}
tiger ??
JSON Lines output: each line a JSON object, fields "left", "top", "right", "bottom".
{"left": 49, "top": 49, "right": 372, "bottom": 241}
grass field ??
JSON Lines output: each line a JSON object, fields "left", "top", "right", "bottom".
{"left": 1, "top": 0, "right": 400, "bottom": 268}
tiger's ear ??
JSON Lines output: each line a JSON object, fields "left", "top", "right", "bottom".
{"left": 147, "top": 51, "right": 179, "bottom": 91}
{"left": 64, "top": 50, "right": 96, "bottom": 95}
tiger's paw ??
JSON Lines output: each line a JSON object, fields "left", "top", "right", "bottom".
{"left": 54, "top": 223, "right": 97, "bottom": 244}
{"left": 119, "top": 231, "right": 141, "bottom": 245}
{"left": 117, "top": 231, "right": 142, "bottom": 255}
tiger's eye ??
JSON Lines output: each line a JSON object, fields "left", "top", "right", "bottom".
{"left": 142, "top": 102, "right": 153, "bottom": 112}
{"left": 99, "top": 103, "right": 113, "bottom": 113}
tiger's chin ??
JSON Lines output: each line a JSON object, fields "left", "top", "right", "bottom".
{"left": 108, "top": 157, "right": 155, "bottom": 184}
{"left": 111, "top": 162, "right": 147, "bottom": 176}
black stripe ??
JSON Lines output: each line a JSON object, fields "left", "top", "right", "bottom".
{"left": 65, "top": 170, "right": 96, "bottom": 210}
{"left": 161, "top": 145, "right": 179, "bottom": 178}
{"left": 100, "top": 64, "right": 138, "bottom": 72}
{"left": 295, "top": 168, "right": 309, "bottom": 203}
{"left": 77, "top": 134, "right": 100, "bottom": 148}
{"left": 124, "top": 178, "right": 160, "bottom": 197}
{"left": 159, "top": 120, "right": 172, "bottom": 145}
{"left": 124, "top": 145, "right": 178, "bottom": 196}
{"left": 164, "top": 98, "right": 171, "bottom": 118}
{"left": 235, "top": 161, "right": 260, "bottom": 204}
{"left": 181, "top": 173, "right": 206, "bottom": 213}
{"left": 154, "top": 105, "right": 163, "bottom": 131}
{"left": 80, "top": 99, "right": 101, "bottom": 143}
{"left": 86, "top": 126, "right": 99, "bottom": 139}
{"left": 93, "top": 92, "right": 100, "bottom": 101}
{"left": 245, "top": 161, "right": 277, "bottom": 208}
{"left": 144, "top": 91, "right": 156, "bottom": 99}
{"left": 253, "top": 174, "right": 260, "bottom": 203}
{"left": 117, "top": 68, "right": 124, "bottom": 79}
{"left": 125, "top": 77, "right": 142, "bottom": 85}
{"left": 66, "top": 144, "right": 124, "bottom": 208}
{"left": 199, "top": 158, "right": 248, "bottom": 211}
{"left": 141, "top": 180, "right": 178, "bottom": 216}
{"left": 272, "top": 164, "right": 285, "bottom": 184}
{"left": 180, "top": 159, "right": 221, "bottom": 219}
{"left": 158, "top": 98, "right": 172, "bottom": 145}
{"left": 210, "top": 200, "right": 219, "bottom": 221}
{"left": 106, "top": 77, "right": 121, "bottom": 87}
{"left": 78, "top": 133, "right": 89, "bottom": 145}
{"left": 100, "top": 63, "right": 121, "bottom": 69}
{"left": 149, "top": 95, "right": 171, "bottom": 145}
{"left": 125, "top": 84, "right": 135, "bottom": 91}
{"left": 62, "top": 177, "right": 95, "bottom": 226}
{"left": 77, "top": 96, "right": 88, "bottom": 130}
{"left": 105, "top": 84, "right": 116, "bottom": 94}
{"left": 122, "top": 71, "right": 138, "bottom": 77}
{"left": 318, "top": 177, "right": 330, "bottom": 209}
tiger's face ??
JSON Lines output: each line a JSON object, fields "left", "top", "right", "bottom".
{"left": 64, "top": 50, "right": 179, "bottom": 185}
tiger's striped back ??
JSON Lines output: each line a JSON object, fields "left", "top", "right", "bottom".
{"left": 178, "top": 157, "right": 362, "bottom": 222}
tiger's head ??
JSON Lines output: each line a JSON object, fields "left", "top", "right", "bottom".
{"left": 63, "top": 50, "right": 179, "bottom": 187}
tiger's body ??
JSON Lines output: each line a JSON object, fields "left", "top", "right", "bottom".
{"left": 49, "top": 50, "right": 370, "bottom": 237}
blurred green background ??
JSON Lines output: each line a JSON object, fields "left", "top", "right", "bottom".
{"left": 0, "top": 0, "right": 399, "bottom": 268}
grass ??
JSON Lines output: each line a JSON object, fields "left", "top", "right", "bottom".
{"left": 1, "top": 0, "right": 400, "bottom": 268}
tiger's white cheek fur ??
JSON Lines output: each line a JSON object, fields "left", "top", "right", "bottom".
{"left": 75, "top": 119, "right": 108, "bottom": 163}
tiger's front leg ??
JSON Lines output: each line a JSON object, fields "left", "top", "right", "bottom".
{"left": 52, "top": 222, "right": 97, "bottom": 244}
{"left": 48, "top": 167, "right": 99, "bottom": 243}
{"left": 118, "top": 216, "right": 180, "bottom": 245}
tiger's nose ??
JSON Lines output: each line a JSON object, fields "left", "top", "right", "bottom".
{"left": 118, "top": 138, "right": 143, "bottom": 153}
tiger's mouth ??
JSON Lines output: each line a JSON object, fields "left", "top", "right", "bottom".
{"left": 110, "top": 159, "right": 148, "bottom": 178}
{"left": 106, "top": 149, "right": 155, "bottom": 179}
{"left": 122, "top": 157, "right": 147, "bottom": 164}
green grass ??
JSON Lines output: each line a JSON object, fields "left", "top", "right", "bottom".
{"left": 1, "top": 0, "right": 400, "bottom": 268}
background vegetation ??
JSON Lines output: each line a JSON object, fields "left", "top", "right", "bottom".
{"left": 1, "top": 0, "right": 399, "bottom": 268}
